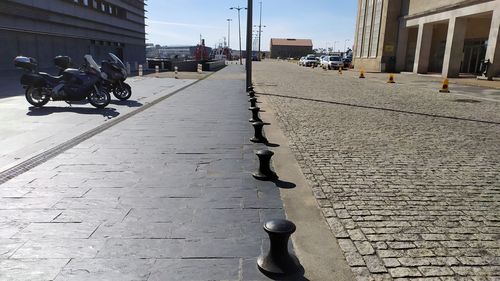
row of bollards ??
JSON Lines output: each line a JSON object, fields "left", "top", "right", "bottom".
{"left": 245, "top": 85, "right": 301, "bottom": 277}
{"left": 358, "top": 70, "right": 451, "bottom": 92}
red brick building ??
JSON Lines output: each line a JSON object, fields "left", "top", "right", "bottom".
{"left": 270, "top": 38, "right": 313, "bottom": 59}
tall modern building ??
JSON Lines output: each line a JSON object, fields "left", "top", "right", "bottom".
{"left": 0, "top": 0, "right": 146, "bottom": 72}
{"left": 353, "top": 0, "right": 499, "bottom": 79}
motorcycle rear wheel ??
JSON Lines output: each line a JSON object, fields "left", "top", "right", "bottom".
{"left": 88, "top": 85, "right": 111, "bottom": 108}
{"left": 25, "top": 86, "right": 50, "bottom": 107}
{"left": 113, "top": 83, "right": 132, "bottom": 100}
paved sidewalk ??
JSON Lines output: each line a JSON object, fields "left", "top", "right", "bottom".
{"left": 0, "top": 65, "right": 286, "bottom": 280}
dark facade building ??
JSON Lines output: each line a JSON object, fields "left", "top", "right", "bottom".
{"left": 0, "top": 0, "right": 146, "bottom": 72}
{"left": 270, "top": 38, "right": 313, "bottom": 59}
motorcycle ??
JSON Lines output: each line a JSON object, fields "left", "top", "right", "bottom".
{"left": 14, "top": 54, "right": 110, "bottom": 108}
{"left": 101, "top": 53, "right": 132, "bottom": 101}
{"left": 54, "top": 53, "right": 131, "bottom": 101}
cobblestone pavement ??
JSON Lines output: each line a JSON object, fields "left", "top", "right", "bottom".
{"left": 253, "top": 60, "right": 500, "bottom": 280}
{"left": 0, "top": 65, "right": 285, "bottom": 280}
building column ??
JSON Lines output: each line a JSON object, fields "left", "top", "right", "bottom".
{"left": 485, "top": 6, "right": 500, "bottom": 80}
{"left": 413, "top": 23, "right": 433, "bottom": 73}
{"left": 442, "top": 17, "right": 467, "bottom": 78}
{"left": 395, "top": 20, "right": 408, "bottom": 72}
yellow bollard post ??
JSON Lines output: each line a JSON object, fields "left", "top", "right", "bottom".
{"left": 439, "top": 78, "right": 450, "bottom": 93}
{"left": 387, "top": 73, "right": 395, "bottom": 83}
{"left": 338, "top": 68, "right": 343, "bottom": 74}
{"left": 359, "top": 69, "right": 365, "bottom": 78}
{"left": 174, "top": 66, "right": 178, "bottom": 79}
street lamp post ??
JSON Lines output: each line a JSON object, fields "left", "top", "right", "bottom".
{"left": 246, "top": 0, "right": 253, "bottom": 90}
{"left": 257, "top": 1, "right": 264, "bottom": 60}
{"left": 230, "top": 6, "right": 247, "bottom": 65}
{"left": 344, "top": 39, "right": 350, "bottom": 53}
{"left": 227, "top": 19, "right": 232, "bottom": 49}
{"left": 333, "top": 41, "right": 339, "bottom": 53}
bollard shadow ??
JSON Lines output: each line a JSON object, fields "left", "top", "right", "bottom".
{"left": 27, "top": 106, "right": 120, "bottom": 118}
{"left": 258, "top": 265, "right": 308, "bottom": 280}
{"left": 272, "top": 178, "right": 296, "bottom": 189}
{"left": 265, "top": 142, "right": 280, "bottom": 148}
{"left": 109, "top": 99, "right": 143, "bottom": 107}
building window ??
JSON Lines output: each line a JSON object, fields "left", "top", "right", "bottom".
{"left": 83, "top": 0, "right": 88, "bottom": 5}
{"left": 362, "top": 0, "right": 374, "bottom": 58}
{"left": 92, "top": 0, "right": 97, "bottom": 9}
{"left": 356, "top": 0, "right": 366, "bottom": 57}
{"left": 369, "top": 0, "right": 383, "bottom": 58}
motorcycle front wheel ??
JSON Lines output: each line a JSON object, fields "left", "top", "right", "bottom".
{"left": 112, "top": 83, "right": 132, "bottom": 100}
{"left": 88, "top": 85, "right": 111, "bottom": 108}
{"left": 25, "top": 86, "right": 50, "bottom": 107}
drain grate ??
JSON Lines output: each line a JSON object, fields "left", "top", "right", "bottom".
{"left": 0, "top": 74, "right": 214, "bottom": 185}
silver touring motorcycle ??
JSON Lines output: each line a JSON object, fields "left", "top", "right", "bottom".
{"left": 14, "top": 54, "right": 111, "bottom": 108}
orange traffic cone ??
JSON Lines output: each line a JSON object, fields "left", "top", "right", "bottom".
{"left": 439, "top": 78, "right": 450, "bottom": 93}
{"left": 359, "top": 69, "right": 365, "bottom": 78}
{"left": 387, "top": 73, "right": 395, "bottom": 83}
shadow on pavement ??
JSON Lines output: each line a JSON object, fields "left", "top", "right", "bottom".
{"left": 109, "top": 99, "right": 143, "bottom": 107}
{"left": 26, "top": 106, "right": 120, "bottom": 118}
{"left": 258, "top": 92, "right": 500, "bottom": 125}
{"left": 265, "top": 142, "right": 280, "bottom": 148}
{"left": 273, "top": 179, "right": 296, "bottom": 189}
{"left": 259, "top": 265, "right": 309, "bottom": 280}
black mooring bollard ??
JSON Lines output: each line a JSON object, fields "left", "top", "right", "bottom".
{"left": 251, "top": 121, "right": 267, "bottom": 143}
{"left": 249, "top": 97, "right": 257, "bottom": 107}
{"left": 253, "top": 149, "right": 278, "bottom": 180}
{"left": 249, "top": 106, "right": 261, "bottom": 122}
{"left": 248, "top": 90, "right": 256, "bottom": 98}
{"left": 258, "top": 219, "right": 300, "bottom": 276}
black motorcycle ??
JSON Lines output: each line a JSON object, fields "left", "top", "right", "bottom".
{"left": 14, "top": 55, "right": 110, "bottom": 108}
{"left": 101, "top": 53, "right": 132, "bottom": 101}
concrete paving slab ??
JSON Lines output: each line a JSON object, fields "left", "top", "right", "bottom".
{"left": 0, "top": 65, "right": 287, "bottom": 280}
{"left": 0, "top": 77, "right": 197, "bottom": 173}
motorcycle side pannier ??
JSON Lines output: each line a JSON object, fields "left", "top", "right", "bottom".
{"left": 14, "top": 56, "right": 37, "bottom": 71}
{"left": 20, "top": 73, "right": 46, "bottom": 87}
{"left": 54, "top": 56, "right": 71, "bottom": 69}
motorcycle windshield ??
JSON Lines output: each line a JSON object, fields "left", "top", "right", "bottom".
{"left": 84, "top": 55, "right": 101, "bottom": 74}
{"left": 108, "top": 53, "right": 126, "bottom": 70}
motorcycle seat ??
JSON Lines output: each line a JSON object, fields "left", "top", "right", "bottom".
{"left": 39, "top": 72, "right": 64, "bottom": 84}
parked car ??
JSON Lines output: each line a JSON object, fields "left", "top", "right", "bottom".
{"left": 299, "top": 56, "right": 306, "bottom": 66}
{"left": 342, "top": 56, "right": 352, "bottom": 68}
{"left": 321, "top": 55, "right": 344, "bottom": 70}
{"left": 303, "top": 55, "right": 319, "bottom": 67}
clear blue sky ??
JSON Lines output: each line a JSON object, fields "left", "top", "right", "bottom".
{"left": 145, "top": 0, "right": 358, "bottom": 52}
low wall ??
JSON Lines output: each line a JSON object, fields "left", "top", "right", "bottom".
{"left": 205, "top": 60, "right": 226, "bottom": 71}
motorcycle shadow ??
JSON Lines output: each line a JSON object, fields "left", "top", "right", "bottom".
{"left": 109, "top": 99, "right": 143, "bottom": 107}
{"left": 27, "top": 106, "right": 120, "bottom": 118}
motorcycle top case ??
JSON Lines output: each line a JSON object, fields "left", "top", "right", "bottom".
{"left": 14, "top": 56, "right": 38, "bottom": 71}
{"left": 54, "top": 56, "right": 71, "bottom": 69}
